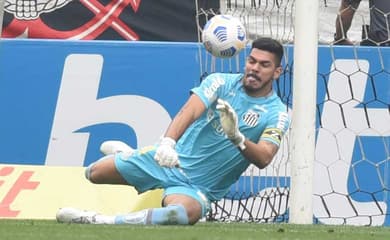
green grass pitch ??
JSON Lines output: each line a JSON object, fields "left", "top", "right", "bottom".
{"left": 1, "top": 220, "right": 390, "bottom": 240}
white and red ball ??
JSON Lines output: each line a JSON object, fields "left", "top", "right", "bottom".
{"left": 202, "top": 15, "right": 247, "bottom": 58}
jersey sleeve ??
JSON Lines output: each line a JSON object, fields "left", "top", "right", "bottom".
{"left": 260, "top": 110, "right": 290, "bottom": 147}
{"left": 190, "top": 73, "right": 227, "bottom": 108}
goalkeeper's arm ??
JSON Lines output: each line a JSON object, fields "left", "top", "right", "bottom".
{"left": 154, "top": 94, "right": 206, "bottom": 167}
{"left": 216, "top": 98, "right": 282, "bottom": 169}
{"left": 163, "top": 94, "right": 206, "bottom": 141}
{"left": 239, "top": 139, "right": 280, "bottom": 169}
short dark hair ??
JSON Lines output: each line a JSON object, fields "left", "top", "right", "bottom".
{"left": 251, "top": 37, "right": 284, "bottom": 66}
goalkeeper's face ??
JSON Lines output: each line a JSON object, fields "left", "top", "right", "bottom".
{"left": 243, "top": 48, "right": 282, "bottom": 97}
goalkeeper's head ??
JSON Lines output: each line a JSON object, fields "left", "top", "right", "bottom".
{"left": 251, "top": 38, "right": 284, "bottom": 66}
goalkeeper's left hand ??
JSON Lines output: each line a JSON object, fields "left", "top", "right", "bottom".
{"left": 154, "top": 137, "right": 180, "bottom": 168}
{"left": 216, "top": 99, "right": 246, "bottom": 150}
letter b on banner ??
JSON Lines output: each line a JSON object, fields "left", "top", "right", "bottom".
{"left": 46, "top": 54, "right": 171, "bottom": 166}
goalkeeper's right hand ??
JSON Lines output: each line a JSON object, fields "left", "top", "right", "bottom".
{"left": 216, "top": 98, "right": 246, "bottom": 151}
{"left": 154, "top": 137, "right": 180, "bottom": 168}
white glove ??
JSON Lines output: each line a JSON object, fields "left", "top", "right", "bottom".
{"left": 216, "top": 99, "right": 246, "bottom": 150}
{"left": 154, "top": 137, "right": 180, "bottom": 167}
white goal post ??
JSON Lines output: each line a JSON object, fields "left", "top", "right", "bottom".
{"left": 288, "top": 0, "right": 319, "bottom": 224}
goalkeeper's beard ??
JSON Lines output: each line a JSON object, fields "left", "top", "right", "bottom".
{"left": 242, "top": 74, "right": 272, "bottom": 96}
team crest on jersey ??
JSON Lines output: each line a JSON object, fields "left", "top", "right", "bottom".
{"left": 242, "top": 110, "right": 259, "bottom": 127}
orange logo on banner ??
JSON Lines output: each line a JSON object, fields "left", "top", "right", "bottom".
{"left": 0, "top": 166, "right": 40, "bottom": 217}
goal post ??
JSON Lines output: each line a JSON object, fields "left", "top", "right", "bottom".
{"left": 288, "top": 0, "right": 319, "bottom": 224}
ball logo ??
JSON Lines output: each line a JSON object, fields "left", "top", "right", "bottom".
{"left": 213, "top": 26, "right": 228, "bottom": 42}
{"left": 220, "top": 47, "right": 236, "bottom": 58}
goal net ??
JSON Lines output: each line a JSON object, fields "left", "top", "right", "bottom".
{"left": 196, "top": 0, "right": 390, "bottom": 225}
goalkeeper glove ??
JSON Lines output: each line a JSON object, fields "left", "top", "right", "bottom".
{"left": 216, "top": 99, "right": 246, "bottom": 150}
{"left": 154, "top": 137, "right": 180, "bottom": 167}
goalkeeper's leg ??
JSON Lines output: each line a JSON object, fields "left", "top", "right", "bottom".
{"left": 57, "top": 194, "right": 203, "bottom": 225}
{"left": 62, "top": 144, "right": 206, "bottom": 225}
{"left": 84, "top": 140, "right": 135, "bottom": 184}
{"left": 56, "top": 203, "right": 190, "bottom": 225}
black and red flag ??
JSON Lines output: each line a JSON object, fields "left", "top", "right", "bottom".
{"left": 2, "top": 0, "right": 219, "bottom": 41}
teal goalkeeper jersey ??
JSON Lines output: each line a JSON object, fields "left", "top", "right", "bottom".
{"left": 175, "top": 73, "right": 290, "bottom": 201}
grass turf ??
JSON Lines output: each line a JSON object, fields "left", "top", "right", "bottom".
{"left": 0, "top": 220, "right": 390, "bottom": 240}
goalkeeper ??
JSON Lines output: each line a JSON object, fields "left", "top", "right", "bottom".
{"left": 56, "top": 37, "right": 290, "bottom": 225}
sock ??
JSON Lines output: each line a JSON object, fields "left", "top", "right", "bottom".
{"left": 94, "top": 214, "right": 116, "bottom": 224}
{"left": 114, "top": 205, "right": 189, "bottom": 225}
{"left": 114, "top": 209, "right": 149, "bottom": 224}
{"left": 149, "top": 204, "right": 189, "bottom": 225}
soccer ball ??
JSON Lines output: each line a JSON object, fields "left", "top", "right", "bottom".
{"left": 202, "top": 15, "right": 247, "bottom": 58}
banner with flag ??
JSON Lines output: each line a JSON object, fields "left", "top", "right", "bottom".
{"left": 1, "top": 0, "right": 219, "bottom": 41}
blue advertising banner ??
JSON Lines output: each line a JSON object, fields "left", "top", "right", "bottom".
{"left": 0, "top": 39, "right": 389, "bottom": 225}
{"left": 0, "top": 39, "right": 202, "bottom": 166}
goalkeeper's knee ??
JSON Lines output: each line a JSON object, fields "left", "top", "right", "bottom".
{"left": 84, "top": 155, "right": 112, "bottom": 183}
{"left": 85, "top": 162, "right": 94, "bottom": 181}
